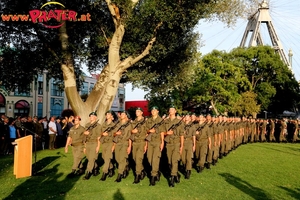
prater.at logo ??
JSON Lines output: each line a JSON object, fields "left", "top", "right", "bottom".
{"left": 1, "top": 1, "right": 91, "bottom": 28}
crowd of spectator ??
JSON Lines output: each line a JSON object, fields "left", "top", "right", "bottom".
{"left": 0, "top": 114, "right": 74, "bottom": 155}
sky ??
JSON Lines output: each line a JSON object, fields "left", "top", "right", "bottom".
{"left": 124, "top": 0, "right": 300, "bottom": 101}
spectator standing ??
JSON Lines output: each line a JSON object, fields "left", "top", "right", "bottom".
{"left": 48, "top": 116, "right": 57, "bottom": 150}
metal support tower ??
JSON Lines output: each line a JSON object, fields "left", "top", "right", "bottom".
{"left": 240, "top": 0, "right": 291, "bottom": 70}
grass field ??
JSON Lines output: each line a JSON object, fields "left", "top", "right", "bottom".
{"left": 1, "top": 142, "right": 300, "bottom": 200}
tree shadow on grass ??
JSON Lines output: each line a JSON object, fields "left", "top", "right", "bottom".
{"left": 4, "top": 156, "right": 81, "bottom": 200}
{"left": 219, "top": 173, "right": 271, "bottom": 200}
{"left": 113, "top": 188, "right": 125, "bottom": 200}
{"left": 278, "top": 186, "right": 300, "bottom": 199}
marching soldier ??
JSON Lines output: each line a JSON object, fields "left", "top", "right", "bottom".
{"left": 268, "top": 119, "right": 276, "bottom": 142}
{"left": 130, "top": 107, "right": 148, "bottom": 184}
{"left": 83, "top": 112, "right": 101, "bottom": 180}
{"left": 181, "top": 113, "right": 196, "bottom": 179}
{"left": 113, "top": 111, "right": 132, "bottom": 182}
{"left": 145, "top": 106, "right": 165, "bottom": 186}
{"left": 99, "top": 110, "right": 118, "bottom": 181}
{"left": 65, "top": 116, "right": 85, "bottom": 176}
{"left": 164, "top": 106, "right": 184, "bottom": 187}
{"left": 205, "top": 114, "right": 214, "bottom": 169}
{"left": 195, "top": 114, "right": 210, "bottom": 173}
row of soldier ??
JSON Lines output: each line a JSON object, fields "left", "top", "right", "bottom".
{"left": 65, "top": 106, "right": 299, "bottom": 187}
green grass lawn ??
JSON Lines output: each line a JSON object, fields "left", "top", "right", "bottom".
{"left": 1, "top": 142, "right": 300, "bottom": 200}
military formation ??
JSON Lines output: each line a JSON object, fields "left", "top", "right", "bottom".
{"left": 64, "top": 106, "right": 300, "bottom": 187}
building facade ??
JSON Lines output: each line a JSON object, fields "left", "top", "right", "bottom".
{"left": 0, "top": 72, "right": 125, "bottom": 118}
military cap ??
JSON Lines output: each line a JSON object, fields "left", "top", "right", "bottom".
{"left": 121, "top": 110, "right": 130, "bottom": 118}
{"left": 150, "top": 106, "right": 159, "bottom": 111}
{"left": 106, "top": 110, "right": 114, "bottom": 114}
{"left": 136, "top": 107, "right": 143, "bottom": 112}
{"left": 89, "top": 111, "right": 97, "bottom": 117}
{"left": 169, "top": 105, "right": 176, "bottom": 109}
{"left": 74, "top": 116, "right": 81, "bottom": 120}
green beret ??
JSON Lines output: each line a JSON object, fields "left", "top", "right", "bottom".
{"left": 150, "top": 106, "right": 159, "bottom": 111}
{"left": 169, "top": 105, "right": 176, "bottom": 109}
{"left": 136, "top": 107, "right": 143, "bottom": 112}
{"left": 89, "top": 111, "right": 97, "bottom": 117}
{"left": 106, "top": 110, "right": 114, "bottom": 114}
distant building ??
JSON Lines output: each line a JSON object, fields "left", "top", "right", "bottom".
{"left": 0, "top": 72, "right": 125, "bottom": 118}
{"left": 125, "top": 100, "right": 150, "bottom": 116}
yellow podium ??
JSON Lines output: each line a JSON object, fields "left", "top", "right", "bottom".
{"left": 13, "top": 135, "right": 33, "bottom": 178}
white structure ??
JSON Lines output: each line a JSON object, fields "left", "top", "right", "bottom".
{"left": 0, "top": 73, "right": 125, "bottom": 118}
{"left": 240, "top": 0, "right": 291, "bottom": 70}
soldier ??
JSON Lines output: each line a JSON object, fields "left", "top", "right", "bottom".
{"left": 145, "top": 106, "right": 165, "bottom": 186}
{"left": 99, "top": 110, "right": 118, "bottom": 181}
{"left": 291, "top": 119, "right": 299, "bottom": 143}
{"left": 181, "top": 113, "right": 196, "bottom": 179}
{"left": 268, "top": 119, "right": 276, "bottom": 142}
{"left": 65, "top": 116, "right": 85, "bottom": 176}
{"left": 260, "top": 119, "right": 267, "bottom": 142}
{"left": 195, "top": 114, "right": 210, "bottom": 172}
{"left": 164, "top": 106, "right": 184, "bottom": 187}
{"left": 113, "top": 111, "right": 132, "bottom": 182}
{"left": 83, "top": 112, "right": 101, "bottom": 180}
{"left": 205, "top": 114, "right": 214, "bottom": 169}
{"left": 130, "top": 107, "right": 147, "bottom": 184}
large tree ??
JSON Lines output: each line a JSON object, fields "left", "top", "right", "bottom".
{"left": 0, "top": 0, "right": 252, "bottom": 123}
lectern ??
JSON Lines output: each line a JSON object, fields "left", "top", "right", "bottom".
{"left": 14, "top": 135, "right": 32, "bottom": 178}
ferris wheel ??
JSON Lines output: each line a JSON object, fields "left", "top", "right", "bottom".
{"left": 198, "top": 0, "right": 300, "bottom": 79}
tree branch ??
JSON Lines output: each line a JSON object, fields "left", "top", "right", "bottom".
{"left": 121, "top": 22, "right": 163, "bottom": 70}
{"left": 105, "top": 0, "right": 120, "bottom": 28}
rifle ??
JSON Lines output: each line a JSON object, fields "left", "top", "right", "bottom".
{"left": 130, "top": 118, "right": 147, "bottom": 142}
{"left": 86, "top": 119, "right": 99, "bottom": 131}
{"left": 83, "top": 119, "right": 99, "bottom": 143}
{"left": 145, "top": 117, "right": 166, "bottom": 142}
{"left": 113, "top": 120, "right": 131, "bottom": 143}
{"left": 99, "top": 120, "right": 120, "bottom": 143}
{"left": 164, "top": 117, "right": 185, "bottom": 143}
{"left": 196, "top": 121, "right": 208, "bottom": 132}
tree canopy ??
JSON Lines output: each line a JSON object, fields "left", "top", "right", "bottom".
{"left": 0, "top": 0, "right": 253, "bottom": 123}
{"left": 163, "top": 46, "right": 300, "bottom": 117}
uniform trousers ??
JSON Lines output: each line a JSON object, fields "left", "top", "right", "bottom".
{"left": 166, "top": 142, "right": 181, "bottom": 176}
{"left": 115, "top": 142, "right": 129, "bottom": 174}
{"left": 85, "top": 142, "right": 98, "bottom": 173}
{"left": 181, "top": 141, "right": 193, "bottom": 170}
{"left": 147, "top": 141, "right": 161, "bottom": 176}
{"left": 101, "top": 142, "right": 114, "bottom": 173}
{"left": 132, "top": 141, "right": 146, "bottom": 175}
{"left": 71, "top": 145, "right": 84, "bottom": 170}
{"left": 195, "top": 141, "right": 207, "bottom": 168}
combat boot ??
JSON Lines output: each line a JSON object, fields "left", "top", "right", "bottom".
{"left": 169, "top": 176, "right": 175, "bottom": 187}
{"left": 150, "top": 176, "right": 156, "bottom": 186}
{"left": 99, "top": 172, "right": 108, "bottom": 181}
{"left": 123, "top": 169, "right": 129, "bottom": 179}
{"left": 67, "top": 169, "right": 76, "bottom": 177}
{"left": 156, "top": 171, "right": 161, "bottom": 182}
{"left": 83, "top": 171, "right": 92, "bottom": 180}
{"left": 206, "top": 163, "right": 211, "bottom": 169}
{"left": 108, "top": 168, "right": 115, "bottom": 177}
{"left": 140, "top": 170, "right": 147, "bottom": 180}
{"left": 93, "top": 168, "right": 100, "bottom": 176}
{"left": 133, "top": 174, "right": 141, "bottom": 184}
{"left": 174, "top": 173, "right": 181, "bottom": 183}
{"left": 185, "top": 170, "right": 191, "bottom": 179}
{"left": 76, "top": 168, "right": 85, "bottom": 176}
{"left": 212, "top": 159, "right": 216, "bottom": 166}
{"left": 115, "top": 173, "right": 122, "bottom": 182}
